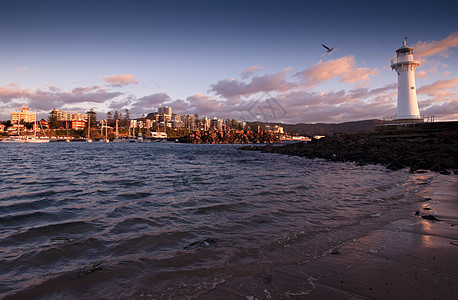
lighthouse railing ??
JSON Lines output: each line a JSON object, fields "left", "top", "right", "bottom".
{"left": 391, "top": 55, "right": 420, "bottom": 66}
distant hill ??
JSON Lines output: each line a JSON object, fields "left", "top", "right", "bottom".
{"left": 275, "top": 119, "right": 383, "bottom": 136}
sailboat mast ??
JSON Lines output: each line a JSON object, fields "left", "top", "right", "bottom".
{"left": 116, "top": 119, "right": 119, "bottom": 139}
{"left": 34, "top": 110, "right": 37, "bottom": 138}
{"left": 88, "top": 114, "right": 90, "bottom": 139}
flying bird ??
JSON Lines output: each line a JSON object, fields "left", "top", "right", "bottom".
{"left": 321, "top": 44, "right": 334, "bottom": 53}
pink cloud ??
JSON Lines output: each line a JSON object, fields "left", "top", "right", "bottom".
{"left": 0, "top": 83, "right": 122, "bottom": 115}
{"left": 15, "top": 67, "right": 28, "bottom": 73}
{"left": 210, "top": 68, "right": 296, "bottom": 101}
{"left": 129, "top": 93, "right": 171, "bottom": 115}
{"left": 102, "top": 74, "right": 139, "bottom": 87}
{"left": 240, "top": 65, "right": 264, "bottom": 79}
{"left": 295, "top": 56, "right": 378, "bottom": 87}
{"left": 417, "top": 77, "right": 458, "bottom": 98}
{"left": 414, "top": 31, "right": 458, "bottom": 58}
{"left": 72, "top": 86, "right": 100, "bottom": 94}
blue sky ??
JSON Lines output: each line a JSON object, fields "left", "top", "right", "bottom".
{"left": 1, "top": 0, "right": 457, "bottom": 123}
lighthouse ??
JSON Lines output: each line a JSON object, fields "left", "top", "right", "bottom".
{"left": 391, "top": 40, "right": 422, "bottom": 122}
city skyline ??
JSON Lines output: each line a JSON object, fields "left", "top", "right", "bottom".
{"left": 1, "top": 0, "right": 457, "bottom": 123}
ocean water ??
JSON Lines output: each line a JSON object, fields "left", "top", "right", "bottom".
{"left": 0, "top": 142, "right": 435, "bottom": 299}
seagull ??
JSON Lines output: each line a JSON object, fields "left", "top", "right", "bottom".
{"left": 321, "top": 44, "right": 334, "bottom": 53}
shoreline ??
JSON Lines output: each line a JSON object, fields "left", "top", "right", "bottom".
{"left": 240, "top": 127, "right": 458, "bottom": 175}
{"left": 304, "top": 174, "right": 458, "bottom": 299}
{"left": 200, "top": 174, "right": 458, "bottom": 299}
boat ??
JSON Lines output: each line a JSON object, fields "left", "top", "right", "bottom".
{"left": 1, "top": 136, "right": 26, "bottom": 143}
{"left": 25, "top": 137, "right": 49, "bottom": 143}
{"left": 24, "top": 113, "right": 50, "bottom": 143}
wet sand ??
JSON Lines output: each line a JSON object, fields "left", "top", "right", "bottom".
{"left": 201, "top": 175, "right": 458, "bottom": 299}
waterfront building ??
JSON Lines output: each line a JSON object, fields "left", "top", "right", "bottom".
{"left": 68, "top": 113, "right": 88, "bottom": 121}
{"left": 265, "top": 124, "right": 284, "bottom": 134}
{"left": 39, "top": 120, "right": 49, "bottom": 129}
{"left": 0, "top": 124, "right": 5, "bottom": 132}
{"left": 391, "top": 40, "right": 422, "bottom": 123}
{"left": 236, "top": 121, "right": 247, "bottom": 129}
{"left": 184, "top": 115, "right": 195, "bottom": 130}
{"left": 68, "top": 120, "right": 86, "bottom": 130}
{"left": 158, "top": 106, "right": 172, "bottom": 116}
{"left": 202, "top": 117, "right": 210, "bottom": 130}
{"left": 11, "top": 106, "right": 36, "bottom": 124}
{"left": 211, "top": 118, "right": 224, "bottom": 130}
{"left": 146, "top": 112, "right": 159, "bottom": 121}
{"left": 51, "top": 109, "right": 68, "bottom": 121}
{"left": 171, "top": 114, "right": 182, "bottom": 128}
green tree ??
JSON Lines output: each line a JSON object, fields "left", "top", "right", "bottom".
{"left": 123, "top": 109, "right": 130, "bottom": 127}
{"left": 118, "top": 113, "right": 123, "bottom": 126}
{"left": 87, "top": 109, "right": 97, "bottom": 128}
{"left": 107, "top": 112, "right": 113, "bottom": 126}
{"left": 113, "top": 110, "right": 119, "bottom": 121}
{"left": 48, "top": 110, "right": 59, "bottom": 129}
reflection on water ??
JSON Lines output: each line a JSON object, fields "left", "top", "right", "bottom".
{"left": 0, "top": 143, "right": 433, "bottom": 298}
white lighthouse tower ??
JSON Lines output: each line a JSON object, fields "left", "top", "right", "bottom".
{"left": 391, "top": 40, "right": 422, "bottom": 122}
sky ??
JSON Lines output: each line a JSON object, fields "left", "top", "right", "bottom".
{"left": 1, "top": 0, "right": 457, "bottom": 124}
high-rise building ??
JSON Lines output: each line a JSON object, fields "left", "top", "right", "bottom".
{"left": 11, "top": 106, "right": 36, "bottom": 124}
{"left": 158, "top": 106, "right": 172, "bottom": 116}
{"left": 51, "top": 109, "right": 68, "bottom": 121}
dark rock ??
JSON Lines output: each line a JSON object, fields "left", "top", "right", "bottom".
{"left": 421, "top": 215, "right": 440, "bottom": 221}
{"left": 330, "top": 249, "right": 340, "bottom": 255}
{"left": 239, "top": 126, "right": 458, "bottom": 174}
{"left": 263, "top": 277, "right": 273, "bottom": 284}
{"left": 387, "top": 160, "right": 404, "bottom": 170}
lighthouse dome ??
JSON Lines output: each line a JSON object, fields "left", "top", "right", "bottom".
{"left": 396, "top": 40, "right": 414, "bottom": 54}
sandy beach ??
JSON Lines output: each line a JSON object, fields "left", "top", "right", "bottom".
{"left": 201, "top": 174, "right": 458, "bottom": 299}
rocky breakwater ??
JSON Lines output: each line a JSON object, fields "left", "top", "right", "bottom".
{"left": 179, "top": 129, "right": 280, "bottom": 144}
{"left": 240, "top": 128, "right": 458, "bottom": 174}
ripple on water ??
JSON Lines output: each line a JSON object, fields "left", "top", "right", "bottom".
{"left": 0, "top": 143, "right": 427, "bottom": 299}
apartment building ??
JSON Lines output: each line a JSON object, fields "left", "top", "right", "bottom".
{"left": 11, "top": 106, "right": 36, "bottom": 124}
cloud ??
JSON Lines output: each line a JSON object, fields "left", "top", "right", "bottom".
{"left": 102, "top": 74, "right": 139, "bottom": 87}
{"left": 417, "top": 77, "right": 458, "bottom": 107}
{"left": 0, "top": 83, "right": 122, "bottom": 119}
{"left": 421, "top": 101, "right": 458, "bottom": 120}
{"left": 295, "top": 56, "right": 378, "bottom": 87}
{"left": 15, "top": 67, "right": 28, "bottom": 73}
{"left": 129, "top": 93, "right": 171, "bottom": 115}
{"left": 210, "top": 68, "right": 296, "bottom": 102}
{"left": 0, "top": 83, "right": 31, "bottom": 103}
{"left": 414, "top": 31, "right": 458, "bottom": 58}
{"left": 240, "top": 65, "right": 263, "bottom": 79}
